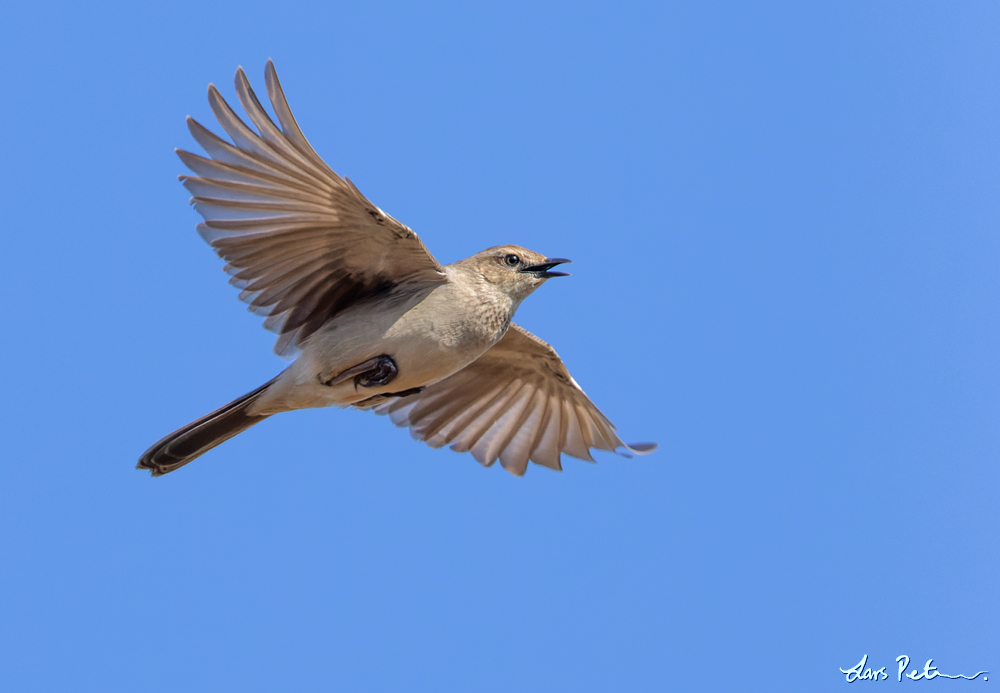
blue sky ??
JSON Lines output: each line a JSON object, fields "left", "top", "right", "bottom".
{"left": 2, "top": 1, "right": 998, "bottom": 690}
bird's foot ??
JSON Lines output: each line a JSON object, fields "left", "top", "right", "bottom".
{"left": 321, "top": 355, "right": 399, "bottom": 390}
{"left": 385, "top": 386, "right": 424, "bottom": 398}
{"left": 353, "top": 387, "right": 425, "bottom": 410}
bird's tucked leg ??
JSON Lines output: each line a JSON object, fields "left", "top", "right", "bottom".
{"left": 321, "top": 355, "right": 399, "bottom": 390}
{"left": 352, "top": 387, "right": 425, "bottom": 410}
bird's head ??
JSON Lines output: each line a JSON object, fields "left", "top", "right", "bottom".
{"left": 468, "top": 245, "right": 571, "bottom": 301}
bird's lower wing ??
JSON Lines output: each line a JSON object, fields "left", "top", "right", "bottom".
{"left": 371, "top": 324, "right": 656, "bottom": 475}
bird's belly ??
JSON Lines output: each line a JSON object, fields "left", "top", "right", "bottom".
{"left": 251, "top": 293, "right": 498, "bottom": 414}
{"left": 385, "top": 330, "right": 486, "bottom": 389}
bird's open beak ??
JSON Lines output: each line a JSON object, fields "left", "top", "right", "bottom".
{"left": 522, "top": 258, "right": 571, "bottom": 278}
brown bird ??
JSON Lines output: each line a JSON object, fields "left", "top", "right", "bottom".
{"left": 137, "top": 61, "right": 655, "bottom": 477}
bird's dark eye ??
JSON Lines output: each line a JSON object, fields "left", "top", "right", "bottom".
{"left": 504, "top": 254, "right": 520, "bottom": 267}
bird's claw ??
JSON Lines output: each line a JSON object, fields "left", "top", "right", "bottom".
{"left": 321, "top": 354, "right": 399, "bottom": 390}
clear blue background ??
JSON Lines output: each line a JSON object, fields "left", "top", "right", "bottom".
{"left": 2, "top": 1, "right": 997, "bottom": 690}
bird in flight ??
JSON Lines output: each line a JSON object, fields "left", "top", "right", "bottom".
{"left": 137, "top": 61, "right": 655, "bottom": 477}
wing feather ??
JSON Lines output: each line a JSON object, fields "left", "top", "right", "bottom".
{"left": 448, "top": 380, "right": 525, "bottom": 458}
{"left": 234, "top": 67, "right": 319, "bottom": 170}
{"left": 371, "top": 324, "right": 656, "bottom": 474}
{"left": 264, "top": 61, "right": 337, "bottom": 175}
{"left": 498, "top": 388, "right": 548, "bottom": 476}
{"left": 423, "top": 381, "right": 506, "bottom": 446}
{"left": 530, "top": 395, "right": 563, "bottom": 471}
{"left": 471, "top": 382, "right": 534, "bottom": 469}
{"left": 562, "top": 402, "right": 594, "bottom": 462}
{"left": 177, "top": 61, "right": 446, "bottom": 357}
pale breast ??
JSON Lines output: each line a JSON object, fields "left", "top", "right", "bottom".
{"left": 381, "top": 281, "right": 510, "bottom": 382}
{"left": 254, "top": 275, "right": 516, "bottom": 413}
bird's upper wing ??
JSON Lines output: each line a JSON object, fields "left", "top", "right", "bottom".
{"left": 371, "top": 324, "right": 656, "bottom": 475}
{"left": 177, "top": 60, "right": 447, "bottom": 357}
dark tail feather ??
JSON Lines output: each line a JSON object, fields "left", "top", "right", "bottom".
{"left": 136, "top": 378, "right": 276, "bottom": 476}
